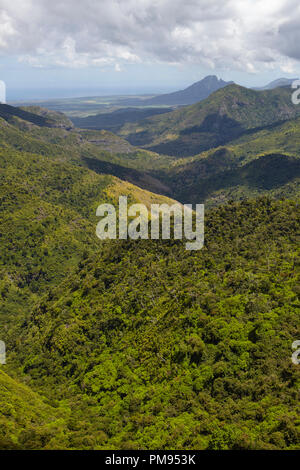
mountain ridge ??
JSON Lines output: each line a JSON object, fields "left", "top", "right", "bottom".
{"left": 1, "top": 99, "right": 300, "bottom": 207}
{"left": 135, "top": 75, "right": 234, "bottom": 106}
{"left": 254, "top": 77, "right": 299, "bottom": 90}
{"left": 119, "top": 84, "right": 300, "bottom": 156}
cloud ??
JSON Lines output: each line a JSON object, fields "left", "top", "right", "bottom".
{"left": 0, "top": 0, "right": 300, "bottom": 73}
{"left": 115, "top": 63, "right": 122, "bottom": 72}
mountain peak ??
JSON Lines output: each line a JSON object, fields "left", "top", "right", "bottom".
{"left": 138, "top": 75, "right": 233, "bottom": 106}
{"left": 186, "top": 76, "right": 234, "bottom": 93}
{"left": 201, "top": 75, "right": 226, "bottom": 83}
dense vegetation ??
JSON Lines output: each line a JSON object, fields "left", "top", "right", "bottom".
{"left": 120, "top": 85, "right": 300, "bottom": 156}
{"left": 1, "top": 98, "right": 300, "bottom": 210}
{"left": 0, "top": 99, "right": 299, "bottom": 450}
{"left": 0, "top": 106, "right": 172, "bottom": 195}
{"left": 1, "top": 198, "right": 299, "bottom": 449}
{"left": 0, "top": 133, "right": 176, "bottom": 333}
{"left": 158, "top": 114, "right": 300, "bottom": 205}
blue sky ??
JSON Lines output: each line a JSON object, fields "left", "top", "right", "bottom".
{"left": 1, "top": 0, "right": 300, "bottom": 101}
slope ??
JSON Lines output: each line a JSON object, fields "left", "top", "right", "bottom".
{"left": 4, "top": 198, "right": 300, "bottom": 450}
{"left": 1, "top": 102, "right": 299, "bottom": 209}
{"left": 71, "top": 107, "right": 173, "bottom": 132}
{"left": 159, "top": 116, "right": 300, "bottom": 205}
{"left": 0, "top": 136, "right": 178, "bottom": 335}
{"left": 0, "top": 103, "right": 174, "bottom": 193}
{"left": 0, "top": 369, "right": 69, "bottom": 449}
{"left": 120, "top": 85, "right": 300, "bottom": 157}
{"left": 0, "top": 111, "right": 182, "bottom": 449}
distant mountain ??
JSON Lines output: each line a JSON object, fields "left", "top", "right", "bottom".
{"left": 120, "top": 84, "right": 300, "bottom": 157}
{"left": 70, "top": 77, "right": 234, "bottom": 133}
{"left": 142, "top": 75, "right": 234, "bottom": 105}
{"left": 118, "top": 76, "right": 234, "bottom": 107}
{"left": 254, "top": 77, "right": 299, "bottom": 90}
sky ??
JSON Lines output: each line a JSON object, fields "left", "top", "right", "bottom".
{"left": 1, "top": 0, "right": 300, "bottom": 100}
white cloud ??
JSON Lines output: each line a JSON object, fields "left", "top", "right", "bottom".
{"left": 0, "top": 0, "right": 300, "bottom": 73}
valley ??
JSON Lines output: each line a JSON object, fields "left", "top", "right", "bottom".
{"left": 0, "top": 80, "right": 299, "bottom": 450}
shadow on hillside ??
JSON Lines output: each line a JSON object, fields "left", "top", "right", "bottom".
{"left": 141, "top": 115, "right": 298, "bottom": 158}
{"left": 82, "top": 156, "right": 171, "bottom": 196}
{"left": 174, "top": 154, "right": 300, "bottom": 202}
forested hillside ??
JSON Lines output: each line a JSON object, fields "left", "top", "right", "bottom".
{"left": 120, "top": 85, "right": 300, "bottom": 156}
{"left": 0, "top": 100, "right": 299, "bottom": 450}
{"left": 1, "top": 100, "right": 300, "bottom": 209}
{"left": 1, "top": 198, "right": 299, "bottom": 449}
{"left": 0, "top": 130, "right": 178, "bottom": 335}
{"left": 158, "top": 114, "right": 300, "bottom": 205}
